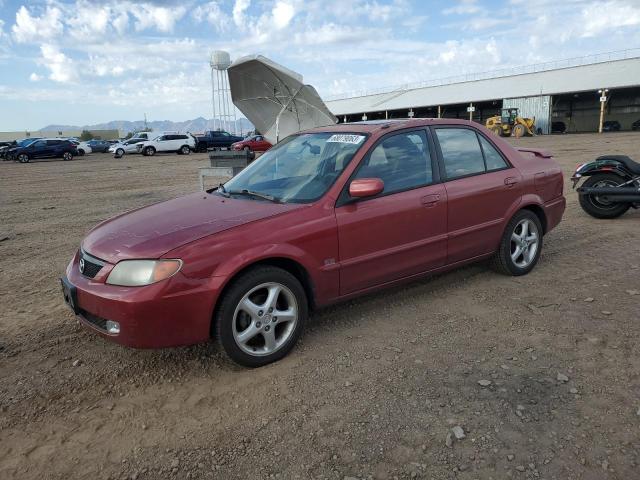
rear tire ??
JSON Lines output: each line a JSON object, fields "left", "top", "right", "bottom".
{"left": 214, "top": 266, "right": 308, "bottom": 368}
{"left": 578, "top": 173, "right": 631, "bottom": 219}
{"left": 491, "top": 210, "right": 543, "bottom": 276}
{"left": 144, "top": 146, "right": 156, "bottom": 156}
{"left": 180, "top": 145, "right": 190, "bottom": 155}
{"left": 77, "top": 149, "right": 85, "bottom": 156}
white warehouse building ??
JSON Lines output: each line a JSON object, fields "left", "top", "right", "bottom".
{"left": 324, "top": 50, "right": 640, "bottom": 134}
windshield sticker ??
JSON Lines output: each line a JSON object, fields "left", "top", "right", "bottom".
{"left": 326, "top": 134, "right": 365, "bottom": 144}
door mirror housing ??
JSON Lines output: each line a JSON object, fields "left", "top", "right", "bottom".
{"left": 349, "top": 178, "right": 384, "bottom": 198}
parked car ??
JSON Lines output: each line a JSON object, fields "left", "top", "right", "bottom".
{"left": 551, "top": 121, "right": 566, "bottom": 134}
{"left": 137, "top": 133, "right": 196, "bottom": 156}
{"left": 69, "top": 140, "right": 92, "bottom": 156}
{"left": 61, "top": 119, "right": 565, "bottom": 367}
{"left": 602, "top": 120, "right": 621, "bottom": 132}
{"left": 194, "top": 130, "right": 243, "bottom": 152}
{"left": 86, "top": 140, "right": 111, "bottom": 153}
{"left": 631, "top": 119, "right": 640, "bottom": 131}
{"left": 108, "top": 138, "right": 147, "bottom": 155}
{"left": 231, "top": 134, "right": 272, "bottom": 153}
{"left": 2, "top": 138, "right": 42, "bottom": 159}
{"left": 8, "top": 138, "right": 77, "bottom": 163}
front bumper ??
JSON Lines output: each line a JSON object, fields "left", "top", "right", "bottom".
{"left": 63, "top": 250, "right": 221, "bottom": 348}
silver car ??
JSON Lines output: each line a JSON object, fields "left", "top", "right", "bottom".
{"left": 108, "top": 138, "right": 147, "bottom": 156}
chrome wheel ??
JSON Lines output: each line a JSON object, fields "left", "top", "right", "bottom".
{"left": 510, "top": 218, "right": 539, "bottom": 268}
{"left": 232, "top": 282, "right": 298, "bottom": 357}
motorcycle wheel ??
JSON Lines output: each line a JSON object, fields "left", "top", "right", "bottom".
{"left": 579, "top": 173, "right": 631, "bottom": 219}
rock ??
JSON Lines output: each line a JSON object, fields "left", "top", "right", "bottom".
{"left": 343, "top": 477, "right": 359, "bottom": 480}
{"left": 569, "top": 388, "right": 578, "bottom": 394}
{"left": 557, "top": 372, "right": 569, "bottom": 383}
{"left": 452, "top": 426, "right": 465, "bottom": 440}
{"left": 507, "top": 454, "right": 515, "bottom": 461}
{"left": 584, "top": 297, "right": 594, "bottom": 302}
{"left": 344, "top": 381, "right": 353, "bottom": 387}
{"left": 626, "top": 289, "right": 639, "bottom": 296}
{"left": 636, "top": 408, "right": 640, "bottom": 416}
{"left": 478, "top": 379, "right": 492, "bottom": 387}
{"left": 0, "top": 236, "right": 9, "bottom": 243}
{"left": 72, "top": 359, "right": 81, "bottom": 367}
{"left": 445, "top": 432, "right": 453, "bottom": 448}
{"left": 516, "top": 465, "right": 526, "bottom": 472}
{"left": 170, "top": 459, "right": 179, "bottom": 468}
{"left": 601, "top": 311, "right": 612, "bottom": 316}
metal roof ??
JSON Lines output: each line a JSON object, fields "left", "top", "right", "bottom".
{"left": 325, "top": 55, "right": 640, "bottom": 116}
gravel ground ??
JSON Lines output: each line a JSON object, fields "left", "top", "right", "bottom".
{"left": 0, "top": 133, "right": 639, "bottom": 480}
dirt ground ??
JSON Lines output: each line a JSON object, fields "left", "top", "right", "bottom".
{"left": 0, "top": 132, "right": 639, "bottom": 480}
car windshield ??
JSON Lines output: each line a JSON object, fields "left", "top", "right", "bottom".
{"left": 18, "top": 139, "right": 37, "bottom": 147}
{"left": 221, "top": 132, "right": 367, "bottom": 204}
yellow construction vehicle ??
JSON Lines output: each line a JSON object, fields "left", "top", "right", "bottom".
{"left": 485, "top": 108, "right": 536, "bottom": 138}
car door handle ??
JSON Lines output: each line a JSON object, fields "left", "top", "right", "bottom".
{"left": 504, "top": 177, "right": 519, "bottom": 187}
{"left": 421, "top": 194, "right": 441, "bottom": 206}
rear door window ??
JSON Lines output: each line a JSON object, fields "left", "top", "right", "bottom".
{"left": 435, "top": 128, "right": 485, "bottom": 179}
{"left": 477, "top": 135, "right": 508, "bottom": 171}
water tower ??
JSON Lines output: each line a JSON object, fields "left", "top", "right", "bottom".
{"left": 210, "top": 50, "right": 237, "bottom": 133}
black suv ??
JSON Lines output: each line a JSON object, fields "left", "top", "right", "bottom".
{"left": 632, "top": 119, "right": 640, "bottom": 131}
{"left": 602, "top": 120, "right": 621, "bottom": 132}
{"left": 7, "top": 138, "right": 78, "bottom": 163}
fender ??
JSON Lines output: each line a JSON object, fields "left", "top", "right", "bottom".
{"left": 571, "top": 157, "right": 635, "bottom": 188}
{"left": 206, "top": 242, "right": 339, "bottom": 307}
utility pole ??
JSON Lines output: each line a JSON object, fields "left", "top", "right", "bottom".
{"left": 598, "top": 88, "right": 609, "bottom": 133}
{"left": 437, "top": 105, "right": 441, "bottom": 118}
{"left": 467, "top": 103, "right": 475, "bottom": 121}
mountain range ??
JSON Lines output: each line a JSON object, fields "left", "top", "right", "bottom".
{"left": 39, "top": 117, "right": 254, "bottom": 135}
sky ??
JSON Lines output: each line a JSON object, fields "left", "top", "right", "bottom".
{"left": 0, "top": 0, "right": 639, "bottom": 130}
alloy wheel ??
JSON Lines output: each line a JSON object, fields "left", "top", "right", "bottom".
{"left": 510, "top": 218, "right": 539, "bottom": 268}
{"left": 232, "top": 282, "right": 298, "bottom": 356}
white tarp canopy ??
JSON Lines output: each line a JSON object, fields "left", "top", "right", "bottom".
{"left": 228, "top": 55, "right": 337, "bottom": 144}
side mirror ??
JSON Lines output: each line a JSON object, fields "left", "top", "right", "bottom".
{"left": 349, "top": 178, "right": 384, "bottom": 198}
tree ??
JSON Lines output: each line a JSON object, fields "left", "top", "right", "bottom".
{"left": 124, "top": 132, "right": 134, "bottom": 140}
{"left": 79, "top": 130, "right": 94, "bottom": 141}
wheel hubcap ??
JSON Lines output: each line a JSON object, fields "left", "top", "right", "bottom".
{"left": 510, "top": 219, "right": 539, "bottom": 268}
{"left": 232, "top": 282, "right": 298, "bottom": 356}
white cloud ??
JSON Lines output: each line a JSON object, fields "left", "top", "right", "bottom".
{"left": 29, "top": 72, "right": 42, "bottom": 82}
{"left": 131, "top": 4, "right": 187, "bottom": 32}
{"left": 12, "top": 5, "right": 64, "bottom": 43}
{"left": 233, "top": 0, "right": 251, "bottom": 27}
{"left": 39, "top": 44, "right": 78, "bottom": 83}
{"left": 443, "top": 0, "right": 480, "bottom": 15}
{"left": 272, "top": 1, "right": 295, "bottom": 29}
{"left": 581, "top": 1, "right": 640, "bottom": 37}
{"left": 192, "top": 1, "right": 230, "bottom": 32}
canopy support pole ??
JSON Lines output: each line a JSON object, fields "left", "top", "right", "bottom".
{"left": 274, "top": 85, "right": 304, "bottom": 143}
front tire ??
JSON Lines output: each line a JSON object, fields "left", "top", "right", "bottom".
{"left": 77, "top": 149, "right": 85, "bottom": 156}
{"left": 578, "top": 174, "right": 631, "bottom": 219}
{"left": 116, "top": 148, "right": 124, "bottom": 156}
{"left": 17, "top": 153, "right": 29, "bottom": 163}
{"left": 214, "top": 266, "right": 308, "bottom": 367}
{"left": 62, "top": 152, "right": 73, "bottom": 161}
{"left": 144, "top": 146, "right": 156, "bottom": 156}
{"left": 491, "top": 210, "right": 543, "bottom": 276}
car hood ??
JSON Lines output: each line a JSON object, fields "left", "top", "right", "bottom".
{"left": 82, "top": 192, "right": 305, "bottom": 264}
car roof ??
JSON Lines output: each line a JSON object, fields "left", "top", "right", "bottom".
{"left": 299, "top": 118, "right": 480, "bottom": 135}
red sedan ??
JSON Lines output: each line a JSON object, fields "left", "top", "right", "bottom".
{"left": 62, "top": 119, "right": 565, "bottom": 367}
{"left": 231, "top": 134, "right": 272, "bottom": 152}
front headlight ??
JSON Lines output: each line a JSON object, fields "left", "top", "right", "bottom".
{"left": 106, "top": 259, "right": 182, "bottom": 286}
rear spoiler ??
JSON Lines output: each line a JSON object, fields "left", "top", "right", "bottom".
{"left": 516, "top": 147, "right": 553, "bottom": 159}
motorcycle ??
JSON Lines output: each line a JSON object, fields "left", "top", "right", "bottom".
{"left": 572, "top": 155, "right": 640, "bottom": 219}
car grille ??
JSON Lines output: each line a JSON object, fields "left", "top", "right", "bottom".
{"left": 80, "top": 310, "right": 108, "bottom": 331}
{"left": 79, "top": 250, "right": 106, "bottom": 279}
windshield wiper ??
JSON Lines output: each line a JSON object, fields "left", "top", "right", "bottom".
{"left": 227, "top": 189, "right": 281, "bottom": 203}
{"left": 217, "top": 183, "right": 230, "bottom": 197}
